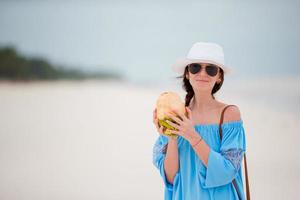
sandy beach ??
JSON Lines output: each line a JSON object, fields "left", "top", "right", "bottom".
{"left": 0, "top": 78, "right": 299, "bottom": 199}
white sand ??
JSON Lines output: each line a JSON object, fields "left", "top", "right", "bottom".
{"left": 0, "top": 78, "right": 299, "bottom": 199}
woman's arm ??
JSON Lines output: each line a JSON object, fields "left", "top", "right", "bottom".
{"left": 164, "top": 138, "right": 179, "bottom": 184}
{"left": 189, "top": 134, "right": 210, "bottom": 167}
{"left": 189, "top": 105, "right": 242, "bottom": 167}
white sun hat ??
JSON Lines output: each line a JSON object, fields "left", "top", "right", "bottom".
{"left": 171, "top": 42, "right": 232, "bottom": 75}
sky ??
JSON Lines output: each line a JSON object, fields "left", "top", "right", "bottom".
{"left": 0, "top": 0, "right": 300, "bottom": 84}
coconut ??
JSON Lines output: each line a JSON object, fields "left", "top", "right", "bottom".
{"left": 156, "top": 92, "right": 186, "bottom": 137}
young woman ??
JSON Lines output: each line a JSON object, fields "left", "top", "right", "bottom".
{"left": 152, "top": 42, "right": 247, "bottom": 200}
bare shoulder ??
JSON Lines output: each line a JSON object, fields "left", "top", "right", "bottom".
{"left": 222, "top": 104, "right": 242, "bottom": 122}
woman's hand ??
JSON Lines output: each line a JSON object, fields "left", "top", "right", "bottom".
{"left": 153, "top": 108, "right": 178, "bottom": 140}
{"left": 164, "top": 107, "right": 199, "bottom": 142}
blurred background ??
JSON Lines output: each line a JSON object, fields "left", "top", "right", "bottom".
{"left": 0, "top": 0, "right": 299, "bottom": 199}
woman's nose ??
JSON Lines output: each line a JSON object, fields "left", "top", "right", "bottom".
{"left": 199, "top": 67, "right": 207, "bottom": 76}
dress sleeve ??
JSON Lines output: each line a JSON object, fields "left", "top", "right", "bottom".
{"left": 200, "top": 122, "right": 246, "bottom": 188}
{"left": 152, "top": 135, "right": 174, "bottom": 191}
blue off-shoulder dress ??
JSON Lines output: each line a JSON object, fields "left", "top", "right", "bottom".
{"left": 152, "top": 120, "right": 246, "bottom": 200}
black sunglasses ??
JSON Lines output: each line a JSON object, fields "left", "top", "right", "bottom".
{"left": 187, "top": 63, "right": 219, "bottom": 77}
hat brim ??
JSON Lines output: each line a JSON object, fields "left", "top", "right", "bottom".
{"left": 171, "top": 58, "right": 232, "bottom": 75}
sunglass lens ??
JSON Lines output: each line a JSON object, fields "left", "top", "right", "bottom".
{"left": 206, "top": 65, "right": 218, "bottom": 76}
{"left": 188, "top": 63, "right": 201, "bottom": 74}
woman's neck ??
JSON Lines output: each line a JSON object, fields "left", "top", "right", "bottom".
{"left": 190, "top": 91, "right": 217, "bottom": 112}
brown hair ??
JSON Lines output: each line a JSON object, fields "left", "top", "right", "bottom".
{"left": 161, "top": 65, "right": 224, "bottom": 154}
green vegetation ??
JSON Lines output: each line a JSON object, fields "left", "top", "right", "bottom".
{"left": 0, "top": 46, "right": 123, "bottom": 81}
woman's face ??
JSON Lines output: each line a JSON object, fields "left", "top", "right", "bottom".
{"left": 186, "top": 63, "right": 221, "bottom": 92}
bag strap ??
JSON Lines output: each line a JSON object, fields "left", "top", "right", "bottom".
{"left": 219, "top": 105, "right": 251, "bottom": 200}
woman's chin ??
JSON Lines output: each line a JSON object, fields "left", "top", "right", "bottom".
{"left": 193, "top": 85, "right": 213, "bottom": 92}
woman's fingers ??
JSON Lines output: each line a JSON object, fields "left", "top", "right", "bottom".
{"left": 185, "top": 107, "right": 193, "bottom": 120}
{"left": 153, "top": 108, "right": 158, "bottom": 124}
{"left": 153, "top": 110, "right": 155, "bottom": 121}
{"left": 174, "top": 109, "right": 188, "bottom": 122}
{"left": 154, "top": 118, "right": 159, "bottom": 128}
{"left": 165, "top": 119, "right": 180, "bottom": 130}
{"left": 168, "top": 129, "right": 180, "bottom": 135}
{"left": 165, "top": 112, "right": 182, "bottom": 125}
{"left": 155, "top": 118, "right": 164, "bottom": 135}
{"left": 153, "top": 108, "right": 181, "bottom": 138}
{"left": 159, "top": 125, "right": 164, "bottom": 135}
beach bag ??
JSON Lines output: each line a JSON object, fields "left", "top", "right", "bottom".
{"left": 219, "top": 105, "right": 251, "bottom": 200}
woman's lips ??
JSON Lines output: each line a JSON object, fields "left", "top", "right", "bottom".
{"left": 196, "top": 80, "right": 209, "bottom": 82}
